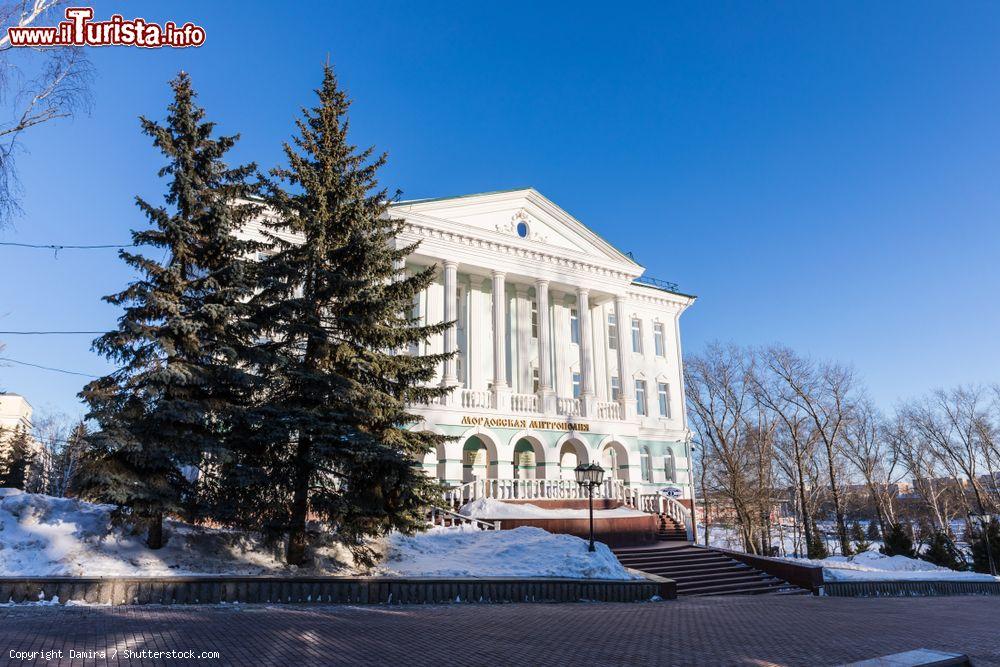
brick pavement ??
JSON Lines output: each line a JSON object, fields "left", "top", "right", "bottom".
{"left": 1, "top": 595, "right": 997, "bottom": 667}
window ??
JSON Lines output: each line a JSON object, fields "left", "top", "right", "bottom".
{"left": 531, "top": 300, "right": 538, "bottom": 339}
{"left": 516, "top": 221, "right": 529, "bottom": 238}
{"left": 631, "top": 317, "right": 642, "bottom": 353}
{"left": 635, "top": 379, "right": 648, "bottom": 416}
{"left": 608, "top": 314, "right": 618, "bottom": 350}
{"left": 641, "top": 447, "right": 652, "bottom": 482}
{"left": 658, "top": 382, "right": 670, "bottom": 418}
{"left": 654, "top": 322, "right": 665, "bottom": 357}
{"left": 610, "top": 376, "right": 621, "bottom": 401}
{"left": 572, "top": 373, "right": 582, "bottom": 399}
{"left": 570, "top": 308, "right": 580, "bottom": 344}
{"left": 532, "top": 367, "right": 540, "bottom": 393}
{"left": 664, "top": 449, "right": 676, "bottom": 483}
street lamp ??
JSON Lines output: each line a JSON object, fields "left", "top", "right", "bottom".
{"left": 575, "top": 462, "right": 606, "bottom": 552}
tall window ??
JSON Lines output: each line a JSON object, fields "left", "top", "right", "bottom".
{"left": 610, "top": 376, "right": 621, "bottom": 401}
{"left": 635, "top": 379, "right": 648, "bottom": 416}
{"left": 653, "top": 322, "right": 665, "bottom": 357}
{"left": 658, "top": 382, "right": 670, "bottom": 418}
{"left": 570, "top": 308, "right": 580, "bottom": 344}
{"left": 640, "top": 447, "right": 652, "bottom": 482}
{"left": 664, "top": 449, "right": 676, "bottom": 483}
{"left": 532, "top": 367, "right": 540, "bottom": 393}
{"left": 531, "top": 300, "right": 538, "bottom": 339}
{"left": 631, "top": 317, "right": 642, "bottom": 353}
{"left": 608, "top": 313, "right": 618, "bottom": 350}
{"left": 572, "top": 373, "right": 582, "bottom": 399}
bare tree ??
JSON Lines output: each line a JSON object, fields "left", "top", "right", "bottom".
{"left": 841, "top": 398, "right": 900, "bottom": 537}
{"left": 906, "top": 386, "right": 998, "bottom": 515}
{"left": 765, "top": 346, "right": 856, "bottom": 555}
{"left": 0, "top": 0, "right": 91, "bottom": 226}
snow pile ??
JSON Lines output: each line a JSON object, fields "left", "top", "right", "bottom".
{"left": 460, "top": 498, "right": 647, "bottom": 520}
{"left": 0, "top": 488, "right": 354, "bottom": 577}
{"left": 790, "top": 549, "right": 998, "bottom": 582}
{"left": 376, "top": 525, "right": 640, "bottom": 580}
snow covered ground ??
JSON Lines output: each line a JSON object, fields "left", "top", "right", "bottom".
{"left": 786, "top": 549, "right": 999, "bottom": 582}
{"left": 0, "top": 489, "right": 637, "bottom": 581}
{"left": 460, "top": 498, "right": 647, "bottom": 520}
{"left": 0, "top": 488, "right": 355, "bottom": 576}
{"left": 376, "top": 525, "right": 640, "bottom": 580}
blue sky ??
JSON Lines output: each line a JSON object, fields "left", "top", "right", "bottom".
{"left": 1, "top": 2, "right": 999, "bottom": 419}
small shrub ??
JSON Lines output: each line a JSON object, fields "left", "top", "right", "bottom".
{"left": 880, "top": 522, "right": 915, "bottom": 558}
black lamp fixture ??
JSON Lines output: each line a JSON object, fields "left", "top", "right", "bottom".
{"left": 574, "top": 462, "right": 606, "bottom": 552}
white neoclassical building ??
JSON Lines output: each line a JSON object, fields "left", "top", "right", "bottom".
{"left": 389, "top": 189, "right": 696, "bottom": 502}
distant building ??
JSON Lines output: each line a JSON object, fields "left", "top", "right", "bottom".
{"left": 0, "top": 393, "right": 34, "bottom": 451}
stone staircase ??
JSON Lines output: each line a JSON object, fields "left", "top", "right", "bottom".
{"left": 614, "top": 517, "right": 809, "bottom": 596}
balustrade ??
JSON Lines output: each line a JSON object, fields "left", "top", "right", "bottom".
{"left": 510, "top": 393, "right": 539, "bottom": 413}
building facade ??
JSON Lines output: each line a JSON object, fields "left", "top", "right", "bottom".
{"left": 389, "top": 189, "right": 696, "bottom": 499}
{"left": 241, "top": 188, "right": 696, "bottom": 500}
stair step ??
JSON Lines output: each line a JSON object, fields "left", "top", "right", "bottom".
{"left": 674, "top": 572, "right": 774, "bottom": 587}
{"left": 683, "top": 580, "right": 794, "bottom": 596}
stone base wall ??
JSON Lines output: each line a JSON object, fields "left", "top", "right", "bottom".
{"left": 0, "top": 575, "right": 675, "bottom": 606}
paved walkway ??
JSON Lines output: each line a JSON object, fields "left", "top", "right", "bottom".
{"left": 1, "top": 596, "right": 998, "bottom": 666}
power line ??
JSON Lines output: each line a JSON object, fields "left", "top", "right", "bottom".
{"left": 0, "top": 242, "right": 134, "bottom": 249}
{"left": 0, "top": 356, "right": 99, "bottom": 378}
{"left": 0, "top": 331, "right": 103, "bottom": 335}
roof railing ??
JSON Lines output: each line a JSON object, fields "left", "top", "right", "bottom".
{"left": 633, "top": 275, "right": 680, "bottom": 292}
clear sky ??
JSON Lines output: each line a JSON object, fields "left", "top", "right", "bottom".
{"left": 1, "top": 2, "right": 999, "bottom": 419}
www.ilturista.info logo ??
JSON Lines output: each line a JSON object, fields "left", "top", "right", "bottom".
{"left": 7, "top": 7, "right": 205, "bottom": 48}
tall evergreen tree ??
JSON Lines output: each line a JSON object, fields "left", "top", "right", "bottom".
{"left": 880, "top": 522, "right": 916, "bottom": 558}
{"left": 78, "top": 72, "right": 260, "bottom": 548}
{"left": 921, "top": 530, "right": 966, "bottom": 571}
{"left": 969, "top": 518, "right": 1000, "bottom": 575}
{"left": 0, "top": 426, "right": 35, "bottom": 490}
{"left": 228, "top": 64, "right": 452, "bottom": 566}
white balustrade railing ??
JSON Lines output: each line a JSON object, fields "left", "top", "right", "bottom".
{"left": 557, "top": 397, "right": 581, "bottom": 416}
{"left": 640, "top": 493, "right": 694, "bottom": 540}
{"left": 510, "top": 393, "right": 539, "bottom": 413}
{"left": 442, "top": 476, "right": 643, "bottom": 509}
{"left": 460, "top": 388, "right": 494, "bottom": 410}
{"left": 595, "top": 401, "right": 623, "bottom": 420}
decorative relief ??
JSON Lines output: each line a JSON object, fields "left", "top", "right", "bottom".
{"left": 495, "top": 209, "right": 551, "bottom": 243}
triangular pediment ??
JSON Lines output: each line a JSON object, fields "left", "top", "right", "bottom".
{"left": 390, "top": 188, "right": 642, "bottom": 272}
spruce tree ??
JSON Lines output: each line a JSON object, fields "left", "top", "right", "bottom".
{"left": 880, "top": 522, "right": 916, "bottom": 558}
{"left": 807, "top": 521, "right": 829, "bottom": 559}
{"left": 78, "top": 72, "right": 260, "bottom": 548}
{"left": 850, "top": 520, "right": 871, "bottom": 553}
{"left": 0, "top": 426, "right": 35, "bottom": 490}
{"left": 234, "top": 64, "right": 452, "bottom": 566}
{"left": 921, "top": 530, "right": 966, "bottom": 571}
{"left": 866, "top": 519, "right": 881, "bottom": 542}
{"left": 969, "top": 518, "right": 1000, "bottom": 575}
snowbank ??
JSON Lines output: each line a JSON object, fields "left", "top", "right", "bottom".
{"left": 376, "top": 525, "right": 640, "bottom": 580}
{"left": 460, "top": 498, "right": 647, "bottom": 520}
{"left": 786, "top": 549, "right": 999, "bottom": 582}
{"left": 0, "top": 488, "right": 354, "bottom": 577}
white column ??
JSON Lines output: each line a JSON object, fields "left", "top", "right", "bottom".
{"left": 614, "top": 295, "right": 633, "bottom": 416}
{"left": 577, "top": 288, "right": 596, "bottom": 417}
{"left": 515, "top": 285, "right": 532, "bottom": 393}
{"left": 441, "top": 261, "right": 458, "bottom": 392}
{"left": 491, "top": 271, "right": 511, "bottom": 411}
{"left": 536, "top": 280, "right": 556, "bottom": 413}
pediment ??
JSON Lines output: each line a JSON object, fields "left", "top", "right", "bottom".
{"left": 390, "top": 188, "right": 642, "bottom": 271}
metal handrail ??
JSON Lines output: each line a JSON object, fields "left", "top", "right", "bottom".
{"left": 429, "top": 506, "right": 501, "bottom": 531}
{"left": 634, "top": 275, "right": 680, "bottom": 292}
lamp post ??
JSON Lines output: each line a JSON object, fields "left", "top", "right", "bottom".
{"left": 575, "top": 462, "right": 606, "bottom": 552}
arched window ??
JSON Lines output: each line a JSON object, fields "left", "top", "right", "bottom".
{"left": 664, "top": 449, "right": 676, "bottom": 483}
{"left": 640, "top": 447, "right": 652, "bottom": 482}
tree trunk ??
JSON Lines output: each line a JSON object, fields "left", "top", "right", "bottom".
{"left": 286, "top": 436, "right": 313, "bottom": 566}
{"left": 823, "top": 442, "right": 851, "bottom": 555}
{"left": 794, "top": 445, "right": 813, "bottom": 556}
{"left": 147, "top": 511, "right": 164, "bottom": 550}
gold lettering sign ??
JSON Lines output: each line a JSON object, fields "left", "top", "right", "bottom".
{"left": 460, "top": 415, "right": 590, "bottom": 432}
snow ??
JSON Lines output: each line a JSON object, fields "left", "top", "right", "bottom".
{"left": 0, "top": 489, "right": 639, "bottom": 582}
{"left": 375, "top": 525, "right": 640, "bottom": 580}
{"left": 0, "top": 488, "right": 355, "bottom": 577}
{"left": 460, "top": 498, "right": 647, "bottom": 520}
{"left": 784, "top": 549, "right": 1000, "bottom": 582}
